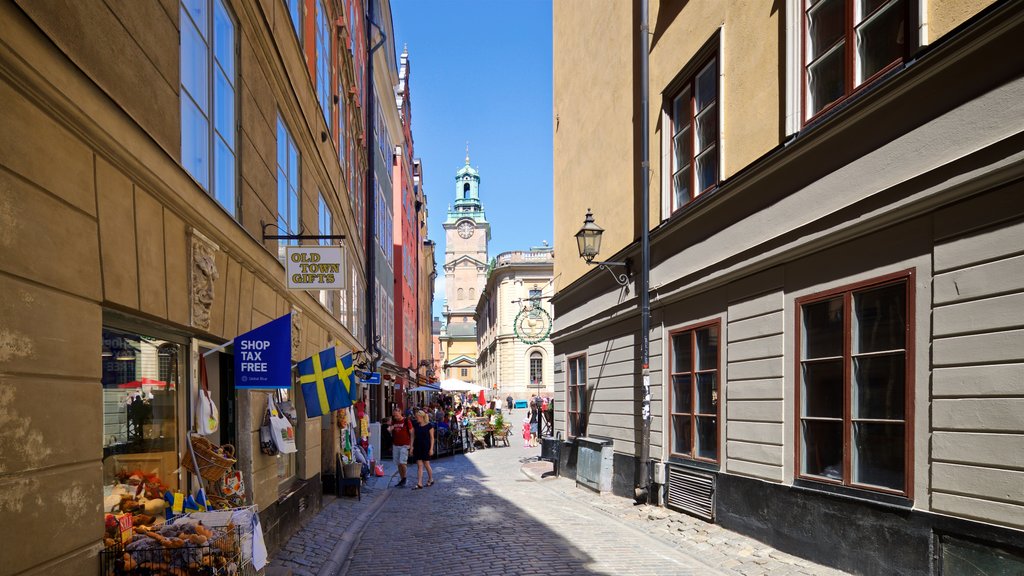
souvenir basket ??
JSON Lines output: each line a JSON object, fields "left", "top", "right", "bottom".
{"left": 99, "top": 521, "right": 243, "bottom": 576}
{"left": 180, "top": 435, "right": 236, "bottom": 483}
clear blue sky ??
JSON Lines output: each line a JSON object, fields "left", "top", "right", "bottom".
{"left": 391, "top": 0, "right": 553, "bottom": 319}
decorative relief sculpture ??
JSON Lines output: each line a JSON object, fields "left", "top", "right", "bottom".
{"left": 291, "top": 306, "right": 302, "bottom": 360}
{"left": 190, "top": 231, "right": 219, "bottom": 331}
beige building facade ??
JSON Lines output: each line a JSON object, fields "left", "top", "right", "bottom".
{"left": 475, "top": 248, "right": 555, "bottom": 402}
{"left": 552, "top": 0, "right": 1023, "bottom": 574}
{"left": 0, "top": 0, "right": 389, "bottom": 571}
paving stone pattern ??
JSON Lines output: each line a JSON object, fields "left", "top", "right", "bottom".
{"left": 269, "top": 441, "right": 847, "bottom": 576}
{"left": 268, "top": 465, "right": 394, "bottom": 576}
{"left": 520, "top": 460, "right": 849, "bottom": 576}
{"left": 344, "top": 443, "right": 713, "bottom": 576}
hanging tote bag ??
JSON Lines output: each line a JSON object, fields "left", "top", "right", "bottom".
{"left": 267, "top": 394, "right": 298, "bottom": 454}
{"left": 195, "top": 354, "right": 219, "bottom": 435}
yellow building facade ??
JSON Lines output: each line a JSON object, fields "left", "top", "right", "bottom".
{"left": 553, "top": 0, "right": 1022, "bottom": 573}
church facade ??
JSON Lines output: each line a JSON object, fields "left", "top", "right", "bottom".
{"left": 439, "top": 153, "right": 490, "bottom": 382}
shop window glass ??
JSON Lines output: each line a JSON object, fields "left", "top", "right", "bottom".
{"left": 102, "top": 328, "right": 183, "bottom": 510}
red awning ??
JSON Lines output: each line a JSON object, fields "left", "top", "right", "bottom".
{"left": 117, "top": 377, "right": 170, "bottom": 389}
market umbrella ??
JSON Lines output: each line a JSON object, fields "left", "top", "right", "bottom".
{"left": 477, "top": 390, "right": 486, "bottom": 405}
{"left": 439, "top": 378, "right": 484, "bottom": 393}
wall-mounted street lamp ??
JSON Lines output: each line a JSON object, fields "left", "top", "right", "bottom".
{"left": 574, "top": 204, "right": 653, "bottom": 504}
{"left": 574, "top": 209, "right": 631, "bottom": 289}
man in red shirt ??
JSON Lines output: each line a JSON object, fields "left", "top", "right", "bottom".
{"left": 389, "top": 408, "right": 413, "bottom": 487}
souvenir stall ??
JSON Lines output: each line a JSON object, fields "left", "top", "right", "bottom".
{"left": 100, "top": 323, "right": 275, "bottom": 575}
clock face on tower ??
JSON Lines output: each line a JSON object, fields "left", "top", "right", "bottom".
{"left": 457, "top": 221, "right": 474, "bottom": 239}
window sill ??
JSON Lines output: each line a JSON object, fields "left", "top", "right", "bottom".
{"left": 792, "top": 478, "right": 912, "bottom": 512}
{"left": 667, "top": 457, "right": 719, "bottom": 473}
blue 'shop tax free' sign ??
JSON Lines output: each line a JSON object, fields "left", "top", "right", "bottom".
{"left": 235, "top": 313, "right": 292, "bottom": 389}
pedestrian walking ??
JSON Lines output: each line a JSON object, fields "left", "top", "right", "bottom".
{"left": 389, "top": 408, "right": 413, "bottom": 487}
{"left": 529, "top": 404, "right": 540, "bottom": 447}
{"left": 410, "top": 410, "right": 435, "bottom": 490}
{"left": 506, "top": 394, "right": 513, "bottom": 413}
{"left": 522, "top": 413, "right": 531, "bottom": 447}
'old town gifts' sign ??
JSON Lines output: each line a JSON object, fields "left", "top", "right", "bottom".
{"left": 285, "top": 246, "right": 344, "bottom": 290}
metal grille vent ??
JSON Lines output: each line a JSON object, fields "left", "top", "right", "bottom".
{"left": 666, "top": 465, "right": 715, "bottom": 521}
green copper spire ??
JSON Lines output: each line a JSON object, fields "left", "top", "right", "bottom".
{"left": 446, "top": 146, "right": 488, "bottom": 229}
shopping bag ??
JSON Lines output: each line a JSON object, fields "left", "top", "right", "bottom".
{"left": 195, "top": 354, "right": 219, "bottom": 435}
{"left": 374, "top": 463, "right": 385, "bottom": 477}
{"left": 268, "top": 395, "right": 297, "bottom": 454}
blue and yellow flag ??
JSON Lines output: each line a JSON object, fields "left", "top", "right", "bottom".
{"left": 299, "top": 348, "right": 350, "bottom": 418}
{"left": 338, "top": 351, "right": 358, "bottom": 405}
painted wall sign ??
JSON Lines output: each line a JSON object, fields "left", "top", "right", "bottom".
{"left": 285, "top": 246, "right": 344, "bottom": 290}
{"left": 235, "top": 313, "right": 292, "bottom": 389}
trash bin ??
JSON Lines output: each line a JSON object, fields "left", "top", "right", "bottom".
{"left": 540, "top": 432, "right": 562, "bottom": 476}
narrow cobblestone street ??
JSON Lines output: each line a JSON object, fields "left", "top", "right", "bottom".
{"left": 269, "top": 439, "right": 848, "bottom": 576}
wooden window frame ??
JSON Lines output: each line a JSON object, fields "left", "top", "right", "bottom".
{"left": 793, "top": 269, "right": 915, "bottom": 499}
{"left": 801, "top": 0, "right": 911, "bottom": 123}
{"left": 566, "top": 354, "right": 588, "bottom": 439}
{"left": 667, "top": 320, "right": 722, "bottom": 464}
{"left": 667, "top": 55, "right": 720, "bottom": 213}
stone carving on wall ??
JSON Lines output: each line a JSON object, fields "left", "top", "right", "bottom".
{"left": 190, "top": 230, "right": 220, "bottom": 331}
{"left": 291, "top": 306, "right": 302, "bottom": 360}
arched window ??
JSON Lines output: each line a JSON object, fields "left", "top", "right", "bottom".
{"left": 463, "top": 182, "right": 470, "bottom": 197}
{"left": 530, "top": 351, "right": 543, "bottom": 386}
{"left": 469, "top": 288, "right": 475, "bottom": 300}
{"left": 457, "top": 288, "right": 464, "bottom": 300}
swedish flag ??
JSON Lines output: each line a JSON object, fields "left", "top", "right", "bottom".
{"left": 338, "top": 351, "right": 358, "bottom": 405}
{"left": 298, "top": 348, "right": 350, "bottom": 418}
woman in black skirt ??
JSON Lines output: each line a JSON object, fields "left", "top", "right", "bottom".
{"left": 410, "top": 410, "right": 435, "bottom": 489}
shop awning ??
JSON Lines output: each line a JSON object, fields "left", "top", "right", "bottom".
{"left": 117, "top": 377, "right": 170, "bottom": 389}
{"left": 439, "top": 378, "right": 484, "bottom": 393}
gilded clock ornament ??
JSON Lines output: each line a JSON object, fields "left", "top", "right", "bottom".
{"left": 514, "top": 306, "right": 552, "bottom": 345}
{"left": 458, "top": 221, "right": 474, "bottom": 239}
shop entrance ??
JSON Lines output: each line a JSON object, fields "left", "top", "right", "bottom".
{"left": 195, "top": 341, "right": 236, "bottom": 449}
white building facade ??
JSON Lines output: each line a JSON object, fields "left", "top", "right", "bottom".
{"left": 476, "top": 248, "right": 555, "bottom": 403}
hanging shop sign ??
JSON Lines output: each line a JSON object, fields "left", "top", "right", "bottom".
{"left": 285, "top": 246, "right": 345, "bottom": 290}
{"left": 513, "top": 306, "right": 553, "bottom": 344}
{"left": 358, "top": 371, "right": 381, "bottom": 385}
{"left": 234, "top": 313, "right": 292, "bottom": 389}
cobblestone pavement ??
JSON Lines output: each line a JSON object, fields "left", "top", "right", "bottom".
{"left": 520, "top": 461, "right": 849, "bottom": 576}
{"left": 268, "top": 461, "right": 397, "bottom": 576}
{"left": 269, "top": 441, "right": 848, "bottom": 576}
{"left": 343, "top": 442, "right": 716, "bottom": 576}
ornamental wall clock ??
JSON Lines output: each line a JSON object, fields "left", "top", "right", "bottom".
{"left": 458, "top": 221, "right": 474, "bottom": 239}
{"left": 514, "top": 306, "right": 552, "bottom": 344}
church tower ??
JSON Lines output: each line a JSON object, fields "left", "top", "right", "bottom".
{"left": 439, "top": 149, "right": 490, "bottom": 381}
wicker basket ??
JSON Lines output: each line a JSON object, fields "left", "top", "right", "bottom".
{"left": 181, "top": 434, "right": 236, "bottom": 483}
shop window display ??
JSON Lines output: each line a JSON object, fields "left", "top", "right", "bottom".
{"left": 102, "top": 327, "right": 183, "bottom": 523}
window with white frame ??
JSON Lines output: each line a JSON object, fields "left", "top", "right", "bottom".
{"left": 796, "top": 271, "right": 912, "bottom": 495}
{"left": 180, "top": 0, "right": 237, "bottom": 215}
{"left": 529, "top": 352, "right": 543, "bottom": 387}
{"left": 567, "top": 355, "right": 587, "bottom": 438}
{"left": 669, "top": 321, "right": 720, "bottom": 463}
{"left": 315, "top": 0, "right": 331, "bottom": 127}
{"left": 668, "top": 56, "right": 718, "bottom": 212}
{"left": 277, "top": 117, "right": 300, "bottom": 248}
{"left": 804, "top": 0, "right": 908, "bottom": 119}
